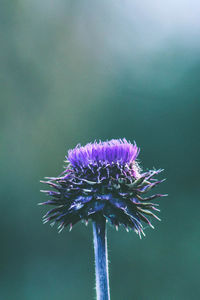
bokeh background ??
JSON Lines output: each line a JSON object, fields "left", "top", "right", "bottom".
{"left": 1, "top": 1, "right": 200, "bottom": 299}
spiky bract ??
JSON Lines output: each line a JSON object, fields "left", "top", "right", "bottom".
{"left": 40, "top": 139, "right": 166, "bottom": 237}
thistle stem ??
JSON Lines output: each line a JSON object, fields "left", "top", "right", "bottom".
{"left": 93, "top": 217, "right": 110, "bottom": 300}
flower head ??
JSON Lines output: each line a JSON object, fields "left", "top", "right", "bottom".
{"left": 40, "top": 139, "right": 166, "bottom": 237}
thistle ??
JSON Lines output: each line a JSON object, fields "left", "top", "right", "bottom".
{"left": 40, "top": 139, "right": 166, "bottom": 300}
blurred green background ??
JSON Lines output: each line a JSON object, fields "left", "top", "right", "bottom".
{"left": 1, "top": 1, "right": 199, "bottom": 299}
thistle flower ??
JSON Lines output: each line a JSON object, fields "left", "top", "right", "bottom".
{"left": 40, "top": 139, "right": 166, "bottom": 300}
{"left": 40, "top": 139, "right": 165, "bottom": 237}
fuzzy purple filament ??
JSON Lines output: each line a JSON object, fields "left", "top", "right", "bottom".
{"left": 68, "top": 139, "right": 140, "bottom": 168}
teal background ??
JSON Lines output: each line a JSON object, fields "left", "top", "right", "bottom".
{"left": 1, "top": 1, "right": 199, "bottom": 299}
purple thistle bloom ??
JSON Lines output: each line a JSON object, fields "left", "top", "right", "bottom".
{"left": 40, "top": 138, "right": 166, "bottom": 238}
